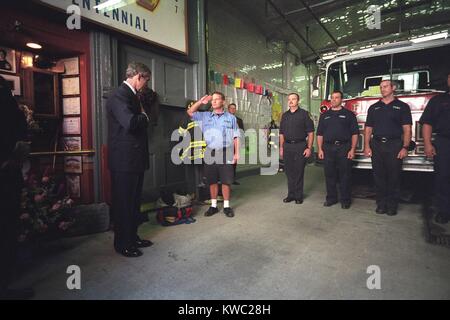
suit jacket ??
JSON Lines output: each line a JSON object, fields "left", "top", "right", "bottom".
{"left": 0, "top": 87, "right": 27, "bottom": 164}
{"left": 106, "top": 83, "right": 150, "bottom": 173}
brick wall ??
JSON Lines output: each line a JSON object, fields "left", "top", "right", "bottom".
{"left": 207, "top": 0, "right": 284, "bottom": 87}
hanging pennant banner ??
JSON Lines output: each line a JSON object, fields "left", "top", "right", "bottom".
{"left": 223, "top": 74, "right": 229, "bottom": 85}
{"left": 214, "top": 72, "right": 222, "bottom": 84}
{"left": 235, "top": 78, "right": 243, "bottom": 89}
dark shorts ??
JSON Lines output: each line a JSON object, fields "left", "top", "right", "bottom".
{"left": 204, "top": 148, "right": 235, "bottom": 185}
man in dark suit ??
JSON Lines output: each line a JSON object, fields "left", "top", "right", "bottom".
{"left": 106, "top": 62, "right": 153, "bottom": 258}
{"left": 227, "top": 103, "right": 244, "bottom": 185}
{"left": 0, "top": 75, "right": 34, "bottom": 299}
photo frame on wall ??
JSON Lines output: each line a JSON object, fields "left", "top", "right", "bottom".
{"left": 1, "top": 74, "right": 21, "bottom": 96}
{"left": 63, "top": 117, "right": 81, "bottom": 135}
{"left": 61, "top": 57, "right": 79, "bottom": 76}
{"left": 0, "top": 47, "right": 16, "bottom": 73}
{"left": 66, "top": 174, "right": 81, "bottom": 198}
{"left": 64, "top": 156, "right": 82, "bottom": 174}
{"left": 62, "top": 136, "right": 81, "bottom": 152}
{"left": 62, "top": 77, "right": 80, "bottom": 95}
{"left": 63, "top": 97, "right": 81, "bottom": 115}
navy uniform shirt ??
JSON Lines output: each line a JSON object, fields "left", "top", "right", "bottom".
{"left": 317, "top": 107, "right": 359, "bottom": 142}
{"left": 365, "top": 98, "right": 412, "bottom": 138}
{"left": 279, "top": 107, "right": 315, "bottom": 140}
{"left": 419, "top": 92, "right": 450, "bottom": 137}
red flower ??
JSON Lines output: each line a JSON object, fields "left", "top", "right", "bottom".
{"left": 58, "top": 222, "right": 67, "bottom": 231}
{"left": 34, "top": 194, "right": 45, "bottom": 203}
{"left": 20, "top": 213, "right": 31, "bottom": 220}
{"left": 51, "top": 202, "right": 62, "bottom": 212}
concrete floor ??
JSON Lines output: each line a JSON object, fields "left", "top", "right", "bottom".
{"left": 12, "top": 165, "right": 450, "bottom": 300}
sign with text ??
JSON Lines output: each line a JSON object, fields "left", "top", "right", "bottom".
{"left": 39, "top": 0, "right": 187, "bottom": 54}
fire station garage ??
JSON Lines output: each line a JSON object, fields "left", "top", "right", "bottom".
{"left": 1, "top": 0, "right": 449, "bottom": 301}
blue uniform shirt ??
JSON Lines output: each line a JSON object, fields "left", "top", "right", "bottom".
{"left": 192, "top": 110, "right": 240, "bottom": 150}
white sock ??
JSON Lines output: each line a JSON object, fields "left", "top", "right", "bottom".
{"left": 224, "top": 200, "right": 230, "bottom": 208}
{"left": 211, "top": 199, "right": 217, "bottom": 208}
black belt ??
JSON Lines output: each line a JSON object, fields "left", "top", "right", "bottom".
{"left": 373, "top": 136, "right": 401, "bottom": 143}
{"left": 324, "top": 140, "right": 349, "bottom": 146}
{"left": 284, "top": 139, "right": 306, "bottom": 144}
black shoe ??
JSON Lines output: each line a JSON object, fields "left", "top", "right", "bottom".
{"left": 386, "top": 208, "right": 397, "bottom": 216}
{"left": 232, "top": 181, "right": 240, "bottom": 185}
{"left": 205, "top": 206, "right": 219, "bottom": 217}
{"left": 224, "top": 207, "right": 235, "bottom": 218}
{"left": 116, "top": 247, "right": 143, "bottom": 258}
{"left": 135, "top": 238, "right": 154, "bottom": 248}
{"left": 283, "top": 197, "right": 294, "bottom": 203}
{"left": 435, "top": 213, "right": 449, "bottom": 224}
{"left": 295, "top": 199, "right": 303, "bottom": 204}
{"left": 0, "top": 287, "right": 34, "bottom": 300}
{"left": 375, "top": 205, "right": 387, "bottom": 214}
{"left": 341, "top": 203, "right": 351, "bottom": 209}
{"left": 323, "top": 200, "right": 338, "bottom": 207}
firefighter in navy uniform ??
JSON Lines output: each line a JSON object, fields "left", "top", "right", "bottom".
{"left": 317, "top": 90, "right": 359, "bottom": 209}
{"left": 419, "top": 71, "right": 450, "bottom": 224}
{"left": 364, "top": 80, "right": 412, "bottom": 216}
{"left": 279, "top": 93, "right": 315, "bottom": 204}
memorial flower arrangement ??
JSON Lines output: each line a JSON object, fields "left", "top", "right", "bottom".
{"left": 19, "top": 104, "right": 42, "bottom": 134}
{"left": 18, "top": 167, "right": 75, "bottom": 243}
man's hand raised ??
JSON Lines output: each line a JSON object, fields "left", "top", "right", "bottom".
{"left": 200, "top": 95, "right": 212, "bottom": 105}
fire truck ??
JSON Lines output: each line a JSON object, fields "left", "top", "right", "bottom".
{"left": 320, "top": 37, "right": 450, "bottom": 172}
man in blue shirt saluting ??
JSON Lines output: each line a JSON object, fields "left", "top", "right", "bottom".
{"left": 187, "top": 92, "right": 240, "bottom": 218}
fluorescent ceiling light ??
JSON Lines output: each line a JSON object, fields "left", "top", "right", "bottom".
{"left": 411, "top": 32, "right": 448, "bottom": 43}
{"left": 94, "top": 0, "right": 134, "bottom": 11}
{"left": 94, "top": 0, "right": 122, "bottom": 10}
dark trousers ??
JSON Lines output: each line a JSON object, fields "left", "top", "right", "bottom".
{"left": 284, "top": 142, "right": 307, "bottom": 200}
{"left": 371, "top": 139, "right": 403, "bottom": 209}
{"left": 323, "top": 142, "right": 352, "bottom": 204}
{"left": 111, "top": 171, "right": 144, "bottom": 251}
{"left": 0, "top": 167, "right": 22, "bottom": 293}
{"left": 434, "top": 136, "right": 450, "bottom": 217}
